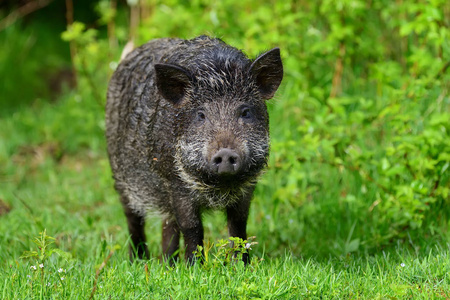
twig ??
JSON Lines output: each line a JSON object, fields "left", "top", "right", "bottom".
{"left": 89, "top": 249, "right": 115, "bottom": 300}
{"left": 435, "top": 61, "right": 450, "bottom": 81}
{"left": 140, "top": 0, "right": 152, "bottom": 21}
{"left": 108, "top": 0, "right": 117, "bottom": 52}
{"left": 329, "top": 42, "right": 346, "bottom": 99}
{"left": 129, "top": 2, "right": 140, "bottom": 42}
{"left": 429, "top": 175, "right": 441, "bottom": 198}
{"left": 79, "top": 55, "right": 104, "bottom": 106}
{"left": 403, "top": 153, "right": 416, "bottom": 180}
{"left": 120, "top": 0, "right": 140, "bottom": 61}
{"left": 13, "top": 192, "right": 34, "bottom": 215}
{"left": 107, "top": 0, "right": 118, "bottom": 77}
{"left": 65, "top": 0, "right": 78, "bottom": 87}
{"left": 0, "top": 0, "right": 53, "bottom": 31}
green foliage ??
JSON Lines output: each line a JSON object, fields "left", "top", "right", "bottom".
{"left": 0, "top": 21, "right": 70, "bottom": 113}
{"left": 61, "top": 22, "right": 110, "bottom": 106}
{"left": 16, "top": 230, "right": 73, "bottom": 297}
{"left": 20, "top": 229, "right": 72, "bottom": 263}
{"left": 1, "top": 0, "right": 449, "bottom": 297}
{"left": 194, "top": 236, "right": 257, "bottom": 268}
{"left": 95, "top": 0, "right": 117, "bottom": 25}
{"left": 109, "top": 0, "right": 450, "bottom": 255}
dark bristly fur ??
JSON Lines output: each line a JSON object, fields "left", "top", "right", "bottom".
{"left": 106, "top": 36, "right": 283, "bottom": 264}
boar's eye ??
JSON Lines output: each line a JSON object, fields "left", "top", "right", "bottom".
{"left": 194, "top": 110, "right": 206, "bottom": 125}
{"left": 239, "top": 106, "right": 254, "bottom": 122}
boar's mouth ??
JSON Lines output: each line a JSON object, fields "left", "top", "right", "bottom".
{"left": 196, "top": 161, "right": 264, "bottom": 190}
{"left": 177, "top": 160, "right": 262, "bottom": 191}
{"left": 205, "top": 172, "right": 250, "bottom": 188}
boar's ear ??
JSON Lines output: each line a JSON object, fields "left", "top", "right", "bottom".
{"left": 249, "top": 48, "right": 283, "bottom": 100}
{"left": 155, "top": 63, "right": 192, "bottom": 107}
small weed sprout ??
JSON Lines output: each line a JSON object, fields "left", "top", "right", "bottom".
{"left": 195, "top": 236, "right": 258, "bottom": 268}
{"left": 20, "top": 229, "right": 72, "bottom": 288}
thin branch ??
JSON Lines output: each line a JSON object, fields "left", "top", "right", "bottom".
{"left": 435, "top": 61, "right": 450, "bottom": 81}
{"left": 89, "top": 250, "right": 115, "bottom": 300}
{"left": 0, "top": 0, "right": 53, "bottom": 31}
{"left": 65, "top": 0, "right": 78, "bottom": 87}
{"left": 108, "top": 0, "right": 117, "bottom": 51}
{"left": 79, "top": 55, "right": 104, "bottom": 106}
{"left": 429, "top": 175, "right": 441, "bottom": 198}
{"left": 140, "top": 0, "right": 152, "bottom": 21}
{"left": 129, "top": 3, "right": 140, "bottom": 42}
{"left": 403, "top": 153, "right": 416, "bottom": 180}
{"left": 329, "top": 42, "right": 346, "bottom": 99}
{"left": 14, "top": 192, "right": 34, "bottom": 215}
{"left": 107, "top": 0, "right": 117, "bottom": 78}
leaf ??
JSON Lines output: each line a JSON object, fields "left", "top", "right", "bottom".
{"left": 385, "top": 165, "right": 406, "bottom": 177}
{"left": 345, "top": 239, "right": 360, "bottom": 253}
{"left": 20, "top": 251, "right": 38, "bottom": 259}
{"left": 49, "top": 249, "right": 73, "bottom": 261}
{"left": 430, "top": 113, "right": 450, "bottom": 126}
{"left": 381, "top": 158, "right": 390, "bottom": 171}
{"left": 440, "top": 162, "right": 449, "bottom": 175}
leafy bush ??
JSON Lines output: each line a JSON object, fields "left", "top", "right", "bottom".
{"left": 60, "top": 0, "right": 449, "bottom": 256}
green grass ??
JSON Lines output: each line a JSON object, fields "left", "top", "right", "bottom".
{"left": 1, "top": 89, "right": 449, "bottom": 299}
{"left": 2, "top": 233, "right": 450, "bottom": 298}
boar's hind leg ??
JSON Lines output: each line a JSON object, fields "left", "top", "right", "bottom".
{"left": 162, "top": 217, "right": 180, "bottom": 264}
{"left": 122, "top": 198, "right": 149, "bottom": 261}
{"left": 227, "top": 198, "right": 251, "bottom": 264}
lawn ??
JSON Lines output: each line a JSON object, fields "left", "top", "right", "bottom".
{"left": 1, "top": 86, "right": 448, "bottom": 299}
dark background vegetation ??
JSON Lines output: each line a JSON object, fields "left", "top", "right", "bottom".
{"left": 1, "top": 0, "right": 449, "bottom": 261}
{"left": 0, "top": 0, "right": 109, "bottom": 112}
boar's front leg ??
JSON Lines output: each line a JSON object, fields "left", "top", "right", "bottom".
{"left": 173, "top": 198, "right": 204, "bottom": 264}
{"left": 162, "top": 217, "right": 180, "bottom": 264}
{"left": 121, "top": 197, "right": 149, "bottom": 261}
{"left": 226, "top": 196, "right": 251, "bottom": 264}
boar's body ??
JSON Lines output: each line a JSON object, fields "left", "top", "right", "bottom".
{"left": 106, "top": 36, "right": 283, "bottom": 263}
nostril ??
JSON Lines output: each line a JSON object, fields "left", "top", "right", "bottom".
{"left": 229, "top": 156, "right": 236, "bottom": 165}
{"left": 214, "top": 157, "right": 223, "bottom": 165}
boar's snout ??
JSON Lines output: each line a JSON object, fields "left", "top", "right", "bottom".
{"left": 210, "top": 148, "right": 241, "bottom": 175}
